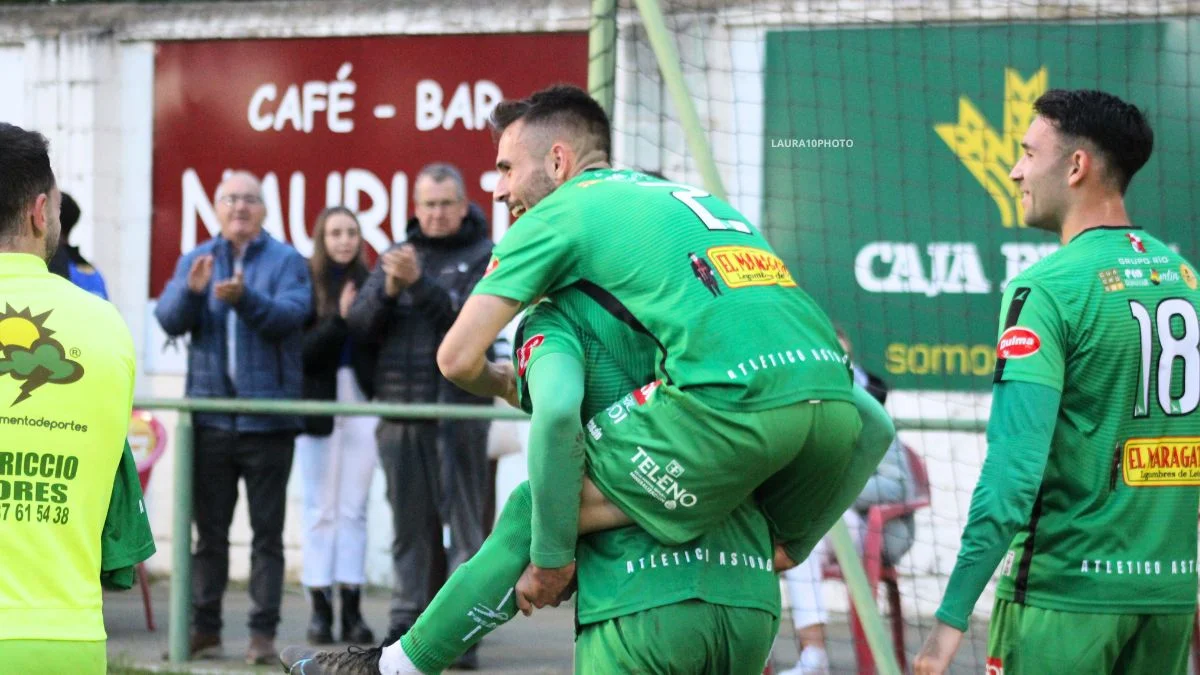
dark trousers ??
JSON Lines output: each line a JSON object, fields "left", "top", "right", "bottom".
{"left": 440, "top": 419, "right": 492, "bottom": 572}
{"left": 376, "top": 419, "right": 491, "bottom": 628}
{"left": 191, "top": 427, "right": 295, "bottom": 637}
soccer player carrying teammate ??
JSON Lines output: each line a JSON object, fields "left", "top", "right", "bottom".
{"left": 280, "top": 85, "right": 895, "bottom": 673}
{"left": 444, "top": 84, "right": 889, "bottom": 604}
{"left": 914, "top": 90, "right": 1200, "bottom": 675}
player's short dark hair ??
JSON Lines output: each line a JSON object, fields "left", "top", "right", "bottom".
{"left": 1033, "top": 89, "right": 1153, "bottom": 194}
{"left": 490, "top": 84, "right": 612, "bottom": 160}
{"left": 0, "top": 123, "right": 55, "bottom": 240}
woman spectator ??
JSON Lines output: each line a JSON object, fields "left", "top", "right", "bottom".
{"left": 295, "top": 207, "right": 378, "bottom": 645}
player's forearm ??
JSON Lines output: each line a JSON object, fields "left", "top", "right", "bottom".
{"left": 437, "top": 294, "right": 522, "bottom": 397}
{"left": 526, "top": 354, "right": 586, "bottom": 568}
{"left": 936, "top": 381, "right": 1059, "bottom": 630}
{"left": 444, "top": 356, "right": 514, "bottom": 399}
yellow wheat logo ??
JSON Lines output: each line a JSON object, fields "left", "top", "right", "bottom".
{"left": 934, "top": 67, "right": 1048, "bottom": 228}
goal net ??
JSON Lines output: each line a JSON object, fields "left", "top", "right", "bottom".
{"left": 601, "top": 0, "right": 1199, "bottom": 670}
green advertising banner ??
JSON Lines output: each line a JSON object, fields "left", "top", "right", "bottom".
{"left": 763, "top": 21, "right": 1200, "bottom": 390}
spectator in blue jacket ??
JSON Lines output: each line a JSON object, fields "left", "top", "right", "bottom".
{"left": 154, "top": 170, "right": 311, "bottom": 665}
{"left": 47, "top": 191, "right": 109, "bottom": 299}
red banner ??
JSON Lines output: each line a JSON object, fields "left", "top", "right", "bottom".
{"left": 151, "top": 34, "right": 588, "bottom": 297}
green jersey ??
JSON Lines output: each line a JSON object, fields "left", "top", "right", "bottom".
{"left": 478, "top": 169, "right": 852, "bottom": 411}
{"left": 991, "top": 227, "right": 1200, "bottom": 614}
{"left": 513, "top": 298, "right": 780, "bottom": 625}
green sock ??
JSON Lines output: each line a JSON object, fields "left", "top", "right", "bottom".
{"left": 400, "top": 482, "right": 532, "bottom": 674}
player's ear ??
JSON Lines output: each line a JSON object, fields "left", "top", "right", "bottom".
{"left": 1066, "top": 149, "right": 1089, "bottom": 188}
{"left": 550, "top": 142, "right": 572, "bottom": 183}
{"left": 30, "top": 193, "right": 50, "bottom": 237}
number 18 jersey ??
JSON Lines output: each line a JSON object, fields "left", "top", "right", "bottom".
{"left": 992, "top": 227, "right": 1200, "bottom": 614}
{"left": 473, "top": 169, "right": 853, "bottom": 411}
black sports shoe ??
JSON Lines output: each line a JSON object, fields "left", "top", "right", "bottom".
{"left": 279, "top": 644, "right": 383, "bottom": 674}
{"left": 382, "top": 622, "right": 411, "bottom": 648}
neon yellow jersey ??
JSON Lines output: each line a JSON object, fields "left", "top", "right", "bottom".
{"left": 0, "top": 253, "right": 135, "bottom": 642}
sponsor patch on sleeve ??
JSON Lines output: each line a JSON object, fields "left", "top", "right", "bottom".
{"left": 631, "top": 380, "right": 662, "bottom": 405}
{"left": 996, "top": 326, "right": 1040, "bottom": 359}
{"left": 1123, "top": 437, "right": 1200, "bottom": 486}
{"left": 986, "top": 657, "right": 1005, "bottom": 675}
{"left": 516, "top": 334, "right": 544, "bottom": 376}
{"left": 484, "top": 256, "right": 500, "bottom": 277}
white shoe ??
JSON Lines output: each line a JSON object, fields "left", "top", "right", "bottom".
{"left": 777, "top": 647, "right": 830, "bottom": 675}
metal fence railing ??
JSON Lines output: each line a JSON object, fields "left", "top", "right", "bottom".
{"left": 134, "top": 396, "right": 983, "bottom": 664}
{"left": 133, "top": 399, "right": 528, "bottom": 663}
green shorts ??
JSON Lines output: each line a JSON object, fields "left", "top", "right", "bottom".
{"left": 988, "top": 597, "right": 1191, "bottom": 674}
{"left": 0, "top": 639, "right": 106, "bottom": 674}
{"left": 586, "top": 382, "right": 861, "bottom": 546}
{"left": 575, "top": 600, "right": 777, "bottom": 675}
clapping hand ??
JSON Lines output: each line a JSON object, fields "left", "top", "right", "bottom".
{"left": 187, "top": 255, "right": 214, "bottom": 293}
{"left": 214, "top": 271, "right": 245, "bottom": 305}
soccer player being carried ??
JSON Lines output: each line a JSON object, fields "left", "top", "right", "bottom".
{"left": 281, "top": 85, "right": 896, "bottom": 674}
{"left": 915, "top": 90, "right": 1200, "bottom": 675}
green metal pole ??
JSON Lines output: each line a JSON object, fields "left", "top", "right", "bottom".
{"left": 631, "top": 0, "right": 726, "bottom": 201}
{"left": 827, "top": 519, "right": 903, "bottom": 675}
{"left": 588, "top": 0, "right": 617, "bottom": 117}
{"left": 133, "top": 398, "right": 531, "bottom": 421}
{"left": 893, "top": 416, "right": 986, "bottom": 433}
{"left": 168, "top": 411, "right": 193, "bottom": 663}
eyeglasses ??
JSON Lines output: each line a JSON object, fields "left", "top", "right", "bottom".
{"left": 418, "top": 199, "right": 462, "bottom": 211}
{"left": 219, "top": 194, "right": 263, "bottom": 206}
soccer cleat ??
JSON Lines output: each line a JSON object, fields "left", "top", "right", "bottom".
{"left": 279, "top": 644, "right": 383, "bottom": 675}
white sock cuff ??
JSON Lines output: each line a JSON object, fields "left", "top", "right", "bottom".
{"left": 377, "top": 641, "right": 422, "bottom": 675}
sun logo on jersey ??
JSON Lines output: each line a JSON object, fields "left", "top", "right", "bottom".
{"left": 1182, "top": 264, "right": 1198, "bottom": 290}
{"left": 0, "top": 305, "right": 84, "bottom": 406}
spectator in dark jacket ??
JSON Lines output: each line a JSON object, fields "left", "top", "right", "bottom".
{"left": 346, "top": 163, "right": 494, "bottom": 666}
{"left": 154, "top": 171, "right": 311, "bottom": 664}
{"left": 294, "top": 206, "right": 378, "bottom": 647}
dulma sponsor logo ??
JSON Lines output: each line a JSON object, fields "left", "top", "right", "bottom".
{"left": 516, "top": 334, "right": 544, "bottom": 377}
{"left": 996, "top": 327, "right": 1040, "bottom": 359}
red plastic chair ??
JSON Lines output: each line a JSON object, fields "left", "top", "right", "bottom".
{"left": 127, "top": 409, "right": 167, "bottom": 631}
{"left": 821, "top": 445, "right": 931, "bottom": 674}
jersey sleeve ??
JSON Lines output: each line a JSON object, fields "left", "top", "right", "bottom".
{"left": 992, "top": 280, "right": 1067, "bottom": 391}
{"left": 472, "top": 215, "right": 578, "bottom": 304}
{"left": 101, "top": 440, "right": 157, "bottom": 590}
{"left": 525, "top": 352, "right": 586, "bottom": 567}
{"left": 935, "top": 380, "right": 1058, "bottom": 631}
{"left": 514, "top": 303, "right": 586, "bottom": 413}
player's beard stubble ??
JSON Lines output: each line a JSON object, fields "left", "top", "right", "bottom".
{"left": 524, "top": 169, "right": 558, "bottom": 212}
